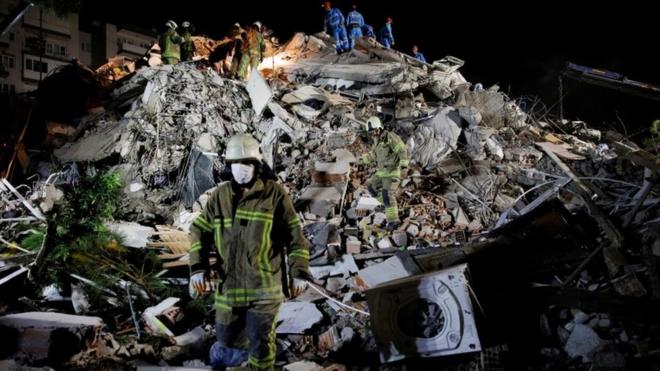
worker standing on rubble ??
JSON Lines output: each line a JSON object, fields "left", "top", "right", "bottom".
{"left": 180, "top": 21, "right": 195, "bottom": 62}
{"left": 412, "top": 45, "right": 426, "bottom": 63}
{"left": 248, "top": 22, "right": 267, "bottom": 70}
{"left": 189, "top": 133, "right": 310, "bottom": 370}
{"left": 230, "top": 30, "right": 250, "bottom": 80}
{"left": 322, "top": 1, "right": 349, "bottom": 53}
{"left": 229, "top": 23, "right": 243, "bottom": 78}
{"left": 361, "top": 116, "right": 408, "bottom": 230}
{"left": 346, "top": 4, "right": 365, "bottom": 49}
{"left": 379, "top": 17, "right": 394, "bottom": 49}
{"left": 159, "top": 20, "right": 183, "bottom": 64}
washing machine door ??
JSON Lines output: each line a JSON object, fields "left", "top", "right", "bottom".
{"left": 366, "top": 263, "right": 481, "bottom": 363}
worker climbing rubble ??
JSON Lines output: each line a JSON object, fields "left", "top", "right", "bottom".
{"left": 188, "top": 134, "right": 310, "bottom": 370}
{"left": 360, "top": 116, "right": 409, "bottom": 230}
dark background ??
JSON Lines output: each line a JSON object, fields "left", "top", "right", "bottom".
{"left": 80, "top": 0, "right": 659, "bottom": 137}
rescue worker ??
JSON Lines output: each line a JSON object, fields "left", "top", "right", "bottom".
{"left": 360, "top": 117, "right": 408, "bottom": 230}
{"left": 345, "top": 4, "right": 365, "bottom": 49}
{"left": 412, "top": 45, "right": 426, "bottom": 63}
{"left": 159, "top": 20, "right": 183, "bottom": 65}
{"left": 180, "top": 21, "right": 195, "bottom": 62}
{"left": 189, "top": 133, "right": 310, "bottom": 370}
{"left": 248, "top": 22, "right": 267, "bottom": 70}
{"left": 361, "top": 23, "right": 375, "bottom": 38}
{"left": 379, "top": 17, "right": 394, "bottom": 49}
{"left": 229, "top": 23, "right": 242, "bottom": 77}
{"left": 322, "top": 1, "right": 349, "bottom": 53}
{"left": 230, "top": 30, "right": 250, "bottom": 80}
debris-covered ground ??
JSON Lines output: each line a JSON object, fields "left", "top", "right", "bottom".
{"left": 1, "top": 31, "right": 659, "bottom": 370}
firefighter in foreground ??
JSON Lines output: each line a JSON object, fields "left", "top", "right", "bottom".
{"left": 189, "top": 134, "right": 310, "bottom": 370}
{"left": 361, "top": 116, "right": 409, "bottom": 230}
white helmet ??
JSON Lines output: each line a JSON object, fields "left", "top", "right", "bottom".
{"left": 366, "top": 116, "right": 383, "bottom": 131}
{"left": 254, "top": 21, "right": 262, "bottom": 30}
{"left": 182, "top": 21, "right": 191, "bottom": 28}
{"left": 165, "top": 20, "right": 178, "bottom": 30}
{"left": 225, "top": 134, "right": 263, "bottom": 162}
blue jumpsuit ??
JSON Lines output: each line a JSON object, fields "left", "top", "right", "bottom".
{"left": 414, "top": 52, "right": 427, "bottom": 63}
{"left": 379, "top": 23, "right": 394, "bottom": 49}
{"left": 346, "top": 10, "right": 365, "bottom": 49}
{"left": 361, "top": 24, "right": 375, "bottom": 38}
{"left": 325, "top": 8, "right": 349, "bottom": 53}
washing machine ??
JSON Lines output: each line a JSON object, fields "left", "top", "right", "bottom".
{"left": 365, "top": 263, "right": 481, "bottom": 363}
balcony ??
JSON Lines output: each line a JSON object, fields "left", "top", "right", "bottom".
{"left": 118, "top": 42, "right": 148, "bottom": 57}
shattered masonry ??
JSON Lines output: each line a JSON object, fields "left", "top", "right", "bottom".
{"left": 1, "top": 30, "right": 659, "bottom": 371}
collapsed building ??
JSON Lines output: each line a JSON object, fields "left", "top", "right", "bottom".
{"left": 0, "top": 31, "right": 659, "bottom": 371}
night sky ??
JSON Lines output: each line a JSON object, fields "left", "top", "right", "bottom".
{"left": 81, "top": 0, "right": 658, "bottom": 135}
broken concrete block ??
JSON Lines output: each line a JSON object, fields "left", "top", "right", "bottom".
{"left": 276, "top": 302, "right": 323, "bottom": 334}
{"left": 106, "top": 221, "right": 156, "bottom": 249}
{"left": 314, "top": 161, "right": 350, "bottom": 174}
{"left": 332, "top": 148, "right": 356, "bottom": 164}
{"left": 405, "top": 224, "right": 419, "bottom": 237}
{"left": 356, "top": 196, "right": 380, "bottom": 211}
{"left": 564, "top": 324, "right": 604, "bottom": 362}
{"left": 356, "top": 255, "right": 418, "bottom": 289}
{"left": 345, "top": 236, "right": 361, "bottom": 255}
{"left": 326, "top": 276, "right": 347, "bottom": 292}
{"left": 392, "top": 231, "right": 407, "bottom": 247}
{"left": 196, "top": 133, "right": 218, "bottom": 153}
{"left": 0, "top": 312, "right": 103, "bottom": 362}
{"left": 284, "top": 361, "right": 324, "bottom": 371}
{"left": 377, "top": 237, "right": 393, "bottom": 250}
{"left": 372, "top": 212, "right": 386, "bottom": 226}
{"left": 174, "top": 325, "right": 208, "bottom": 347}
{"left": 309, "top": 254, "right": 359, "bottom": 280}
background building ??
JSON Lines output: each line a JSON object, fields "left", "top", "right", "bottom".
{"left": 0, "top": 0, "right": 155, "bottom": 94}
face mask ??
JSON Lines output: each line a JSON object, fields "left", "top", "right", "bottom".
{"left": 231, "top": 163, "right": 255, "bottom": 185}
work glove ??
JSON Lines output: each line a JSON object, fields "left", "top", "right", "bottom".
{"left": 189, "top": 272, "right": 206, "bottom": 299}
{"left": 289, "top": 278, "right": 307, "bottom": 298}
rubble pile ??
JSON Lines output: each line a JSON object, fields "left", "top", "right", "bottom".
{"left": 1, "top": 30, "right": 659, "bottom": 370}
